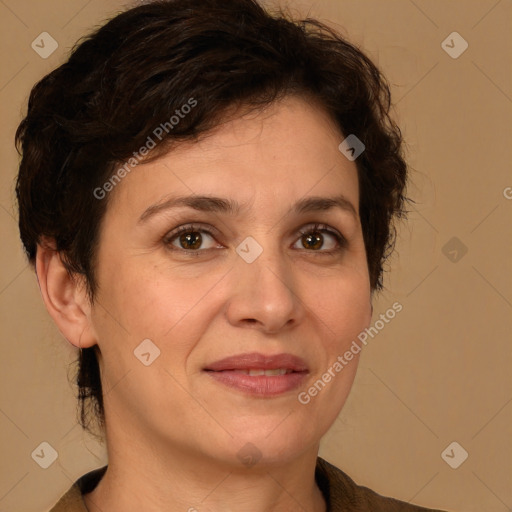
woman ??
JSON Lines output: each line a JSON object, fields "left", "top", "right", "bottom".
{"left": 15, "top": 0, "right": 451, "bottom": 510}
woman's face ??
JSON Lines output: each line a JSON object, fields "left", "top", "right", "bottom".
{"left": 89, "top": 95, "right": 372, "bottom": 468}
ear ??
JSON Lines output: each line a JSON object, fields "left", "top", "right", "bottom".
{"left": 35, "top": 238, "right": 97, "bottom": 349}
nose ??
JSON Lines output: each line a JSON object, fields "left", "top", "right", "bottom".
{"left": 224, "top": 247, "right": 304, "bottom": 334}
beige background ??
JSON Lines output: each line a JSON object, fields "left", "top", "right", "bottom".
{"left": 1, "top": 0, "right": 511, "bottom": 511}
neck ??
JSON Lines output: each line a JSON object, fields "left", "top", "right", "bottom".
{"left": 84, "top": 408, "right": 326, "bottom": 512}
{"left": 83, "top": 423, "right": 326, "bottom": 512}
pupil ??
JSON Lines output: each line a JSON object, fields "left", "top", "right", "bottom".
{"left": 180, "top": 232, "right": 202, "bottom": 249}
{"left": 303, "top": 232, "right": 323, "bottom": 250}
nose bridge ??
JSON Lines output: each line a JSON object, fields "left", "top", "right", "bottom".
{"left": 226, "top": 235, "right": 302, "bottom": 332}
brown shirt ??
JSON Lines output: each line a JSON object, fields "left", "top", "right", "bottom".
{"left": 49, "top": 457, "right": 449, "bottom": 511}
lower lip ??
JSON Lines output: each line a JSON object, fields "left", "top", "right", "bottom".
{"left": 204, "top": 370, "right": 308, "bottom": 396}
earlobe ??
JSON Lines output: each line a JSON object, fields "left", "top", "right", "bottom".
{"left": 35, "top": 240, "right": 97, "bottom": 349}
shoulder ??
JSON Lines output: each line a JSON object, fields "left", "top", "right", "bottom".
{"left": 48, "top": 466, "right": 107, "bottom": 512}
{"left": 315, "top": 457, "right": 450, "bottom": 512}
{"left": 48, "top": 484, "right": 86, "bottom": 512}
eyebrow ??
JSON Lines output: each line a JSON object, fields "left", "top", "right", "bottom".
{"left": 138, "top": 194, "right": 357, "bottom": 223}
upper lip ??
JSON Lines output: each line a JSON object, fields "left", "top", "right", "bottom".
{"left": 204, "top": 352, "right": 309, "bottom": 372}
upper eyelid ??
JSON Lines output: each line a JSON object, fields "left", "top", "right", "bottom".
{"left": 297, "top": 223, "right": 344, "bottom": 238}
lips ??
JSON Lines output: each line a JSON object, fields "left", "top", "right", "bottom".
{"left": 203, "top": 352, "right": 309, "bottom": 397}
{"left": 204, "top": 352, "right": 308, "bottom": 372}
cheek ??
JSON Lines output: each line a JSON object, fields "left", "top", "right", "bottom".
{"left": 298, "top": 277, "right": 370, "bottom": 432}
{"left": 100, "top": 260, "right": 196, "bottom": 325}
{"left": 308, "top": 268, "right": 371, "bottom": 345}
{"left": 93, "top": 258, "right": 226, "bottom": 364}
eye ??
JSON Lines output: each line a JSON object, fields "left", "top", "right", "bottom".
{"left": 165, "top": 224, "right": 220, "bottom": 251}
{"left": 293, "top": 223, "right": 346, "bottom": 253}
{"left": 164, "top": 222, "right": 346, "bottom": 255}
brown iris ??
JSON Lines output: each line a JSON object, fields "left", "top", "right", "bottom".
{"left": 179, "top": 231, "right": 202, "bottom": 250}
{"left": 302, "top": 231, "right": 323, "bottom": 250}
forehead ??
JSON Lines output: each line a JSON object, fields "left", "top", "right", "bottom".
{"left": 105, "top": 95, "right": 359, "bottom": 219}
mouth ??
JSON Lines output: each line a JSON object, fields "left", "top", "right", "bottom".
{"left": 216, "top": 368, "right": 296, "bottom": 376}
{"left": 203, "top": 353, "right": 309, "bottom": 396}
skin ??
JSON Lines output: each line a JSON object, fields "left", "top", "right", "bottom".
{"left": 37, "top": 95, "right": 372, "bottom": 512}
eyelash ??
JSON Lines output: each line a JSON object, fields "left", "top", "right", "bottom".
{"left": 164, "top": 222, "right": 347, "bottom": 256}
